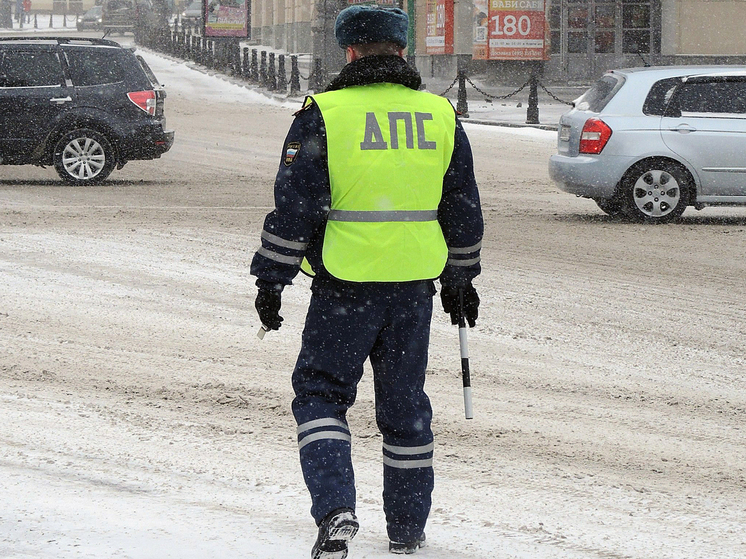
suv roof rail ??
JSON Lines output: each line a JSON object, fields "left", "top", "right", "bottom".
{"left": 0, "top": 37, "right": 122, "bottom": 47}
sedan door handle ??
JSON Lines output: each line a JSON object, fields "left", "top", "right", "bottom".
{"left": 670, "top": 124, "right": 696, "bottom": 134}
{"left": 49, "top": 96, "right": 72, "bottom": 104}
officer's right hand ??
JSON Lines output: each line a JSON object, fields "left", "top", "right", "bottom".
{"left": 255, "top": 288, "right": 283, "bottom": 330}
{"left": 440, "top": 283, "right": 479, "bottom": 327}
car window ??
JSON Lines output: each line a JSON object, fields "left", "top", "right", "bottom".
{"left": 573, "top": 74, "right": 624, "bottom": 112}
{"left": 676, "top": 80, "right": 746, "bottom": 116}
{"left": 64, "top": 48, "right": 128, "bottom": 86}
{"left": 136, "top": 55, "right": 160, "bottom": 87}
{"left": 0, "top": 50, "right": 63, "bottom": 88}
{"left": 104, "top": 0, "right": 135, "bottom": 11}
{"left": 642, "top": 77, "right": 681, "bottom": 116}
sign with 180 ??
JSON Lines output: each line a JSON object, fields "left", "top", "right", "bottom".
{"left": 474, "top": 0, "right": 548, "bottom": 60}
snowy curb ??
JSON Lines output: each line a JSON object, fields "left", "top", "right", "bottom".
{"left": 459, "top": 118, "right": 558, "bottom": 131}
{"left": 136, "top": 46, "right": 303, "bottom": 106}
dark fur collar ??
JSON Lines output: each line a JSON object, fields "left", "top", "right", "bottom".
{"left": 325, "top": 55, "right": 422, "bottom": 92}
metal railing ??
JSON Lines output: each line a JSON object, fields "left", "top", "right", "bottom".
{"left": 137, "top": 20, "right": 575, "bottom": 125}
{"left": 138, "top": 22, "right": 309, "bottom": 98}
{"left": 439, "top": 70, "right": 574, "bottom": 124}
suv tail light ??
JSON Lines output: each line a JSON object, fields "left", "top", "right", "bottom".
{"left": 579, "top": 118, "right": 612, "bottom": 154}
{"left": 127, "top": 90, "right": 156, "bottom": 116}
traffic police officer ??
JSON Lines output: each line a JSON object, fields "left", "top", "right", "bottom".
{"left": 251, "top": 5, "right": 483, "bottom": 558}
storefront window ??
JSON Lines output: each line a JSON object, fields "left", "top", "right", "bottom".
{"left": 567, "top": 3, "right": 588, "bottom": 54}
{"left": 595, "top": 31, "right": 615, "bottom": 53}
{"left": 623, "top": 1, "right": 651, "bottom": 53}
{"left": 595, "top": 3, "right": 615, "bottom": 53}
{"left": 568, "top": 5, "right": 588, "bottom": 29}
{"left": 550, "top": 5, "right": 562, "bottom": 55}
{"left": 552, "top": 0, "right": 651, "bottom": 57}
{"left": 568, "top": 32, "right": 588, "bottom": 53}
{"left": 595, "top": 4, "right": 615, "bottom": 29}
{"left": 623, "top": 30, "right": 650, "bottom": 53}
{"left": 623, "top": 4, "right": 649, "bottom": 28}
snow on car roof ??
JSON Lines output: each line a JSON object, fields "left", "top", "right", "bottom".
{"left": 685, "top": 68, "right": 746, "bottom": 79}
{"left": 611, "top": 65, "right": 746, "bottom": 78}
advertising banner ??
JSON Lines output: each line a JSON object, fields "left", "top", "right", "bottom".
{"left": 205, "top": 0, "right": 249, "bottom": 38}
{"left": 473, "top": 0, "right": 489, "bottom": 59}
{"left": 425, "top": 0, "right": 453, "bottom": 55}
{"left": 475, "top": 0, "right": 548, "bottom": 60}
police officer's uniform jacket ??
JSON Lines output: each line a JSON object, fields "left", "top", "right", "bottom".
{"left": 250, "top": 54, "right": 483, "bottom": 543}
{"left": 251, "top": 54, "right": 483, "bottom": 289}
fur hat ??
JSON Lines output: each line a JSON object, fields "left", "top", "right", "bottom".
{"left": 335, "top": 6, "right": 409, "bottom": 49}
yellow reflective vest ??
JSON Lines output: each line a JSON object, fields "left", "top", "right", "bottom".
{"left": 310, "top": 82, "right": 456, "bottom": 282}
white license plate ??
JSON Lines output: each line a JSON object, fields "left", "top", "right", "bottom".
{"left": 559, "top": 125, "right": 571, "bottom": 142}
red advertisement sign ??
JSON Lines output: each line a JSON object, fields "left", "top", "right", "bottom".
{"left": 475, "top": 0, "right": 548, "bottom": 60}
{"left": 425, "top": 0, "right": 454, "bottom": 55}
{"left": 205, "top": 0, "right": 250, "bottom": 38}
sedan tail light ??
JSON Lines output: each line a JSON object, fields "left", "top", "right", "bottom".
{"left": 127, "top": 90, "right": 157, "bottom": 116}
{"left": 579, "top": 118, "right": 612, "bottom": 154}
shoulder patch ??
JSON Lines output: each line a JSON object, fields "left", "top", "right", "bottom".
{"left": 284, "top": 141, "right": 301, "bottom": 166}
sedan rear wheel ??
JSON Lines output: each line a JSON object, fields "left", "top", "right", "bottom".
{"left": 620, "top": 160, "right": 691, "bottom": 223}
{"left": 54, "top": 129, "right": 116, "bottom": 185}
{"left": 594, "top": 196, "right": 624, "bottom": 218}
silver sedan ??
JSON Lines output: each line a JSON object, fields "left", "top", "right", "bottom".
{"left": 549, "top": 65, "right": 746, "bottom": 222}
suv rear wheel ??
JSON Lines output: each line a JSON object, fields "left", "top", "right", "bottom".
{"left": 620, "top": 159, "right": 691, "bottom": 223}
{"left": 54, "top": 128, "right": 116, "bottom": 185}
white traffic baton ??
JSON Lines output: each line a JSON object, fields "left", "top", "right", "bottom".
{"left": 458, "top": 288, "right": 473, "bottom": 419}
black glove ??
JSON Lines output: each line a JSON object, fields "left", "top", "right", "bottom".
{"left": 440, "top": 284, "right": 479, "bottom": 327}
{"left": 255, "top": 288, "right": 283, "bottom": 330}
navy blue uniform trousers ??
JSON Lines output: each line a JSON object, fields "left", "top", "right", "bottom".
{"left": 292, "top": 277, "right": 435, "bottom": 543}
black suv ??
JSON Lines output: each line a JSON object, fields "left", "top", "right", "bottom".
{"left": 0, "top": 37, "right": 174, "bottom": 184}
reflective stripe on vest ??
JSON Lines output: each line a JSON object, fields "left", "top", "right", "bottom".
{"left": 328, "top": 210, "right": 438, "bottom": 222}
{"left": 312, "top": 83, "right": 455, "bottom": 282}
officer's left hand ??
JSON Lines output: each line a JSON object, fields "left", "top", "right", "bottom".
{"left": 255, "top": 288, "right": 283, "bottom": 330}
{"left": 440, "top": 283, "right": 479, "bottom": 327}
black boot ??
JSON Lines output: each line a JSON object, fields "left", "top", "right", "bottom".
{"left": 311, "top": 508, "right": 359, "bottom": 559}
{"left": 389, "top": 532, "right": 426, "bottom": 554}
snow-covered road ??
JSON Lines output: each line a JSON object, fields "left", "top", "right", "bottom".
{"left": 1, "top": 42, "right": 745, "bottom": 559}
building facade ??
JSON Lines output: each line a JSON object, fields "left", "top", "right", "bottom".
{"left": 543, "top": 0, "right": 746, "bottom": 82}
{"left": 18, "top": 0, "right": 90, "bottom": 13}
{"left": 412, "top": 0, "right": 746, "bottom": 82}
{"left": 247, "top": 0, "right": 746, "bottom": 83}
{"left": 23, "top": 0, "right": 723, "bottom": 83}
{"left": 250, "top": 0, "right": 316, "bottom": 54}
{"left": 20, "top": 0, "right": 746, "bottom": 84}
